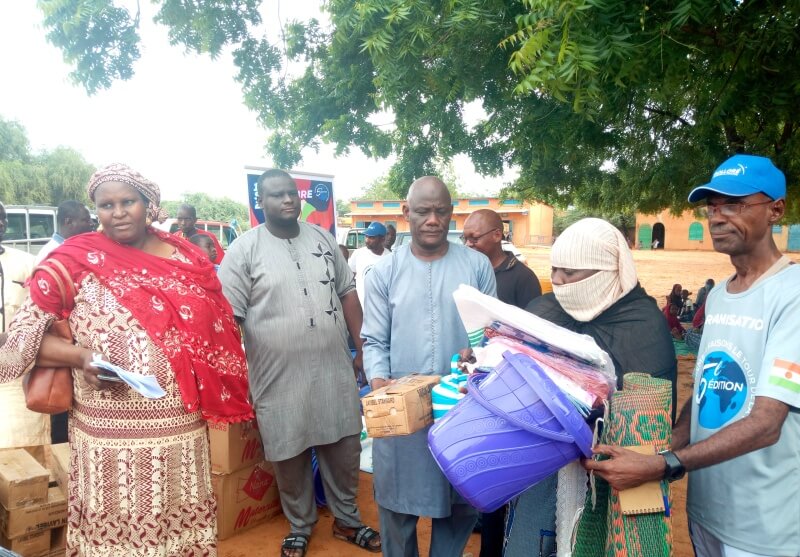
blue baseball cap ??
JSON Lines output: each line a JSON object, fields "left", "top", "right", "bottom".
{"left": 364, "top": 222, "right": 387, "bottom": 237}
{"left": 688, "top": 154, "right": 786, "bottom": 203}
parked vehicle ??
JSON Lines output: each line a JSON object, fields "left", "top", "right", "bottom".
{"left": 341, "top": 228, "right": 366, "bottom": 250}
{"left": 155, "top": 218, "right": 239, "bottom": 249}
{"left": 394, "top": 230, "right": 526, "bottom": 264}
{"left": 2, "top": 205, "right": 57, "bottom": 254}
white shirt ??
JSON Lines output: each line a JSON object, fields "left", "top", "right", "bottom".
{"left": 34, "top": 233, "right": 64, "bottom": 265}
{"left": 348, "top": 246, "right": 388, "bottom": 308}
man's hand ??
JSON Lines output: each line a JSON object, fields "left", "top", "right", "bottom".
{"left": 582, "top": 444, "right": 666, "bottom": 491}
{"left": 370, "top": 378, "right": 392, "bottom": 391}
{"left": 456, "top": 347, "right": 476, "bottom": 372}
{"left": 352, "top": 349, "right": 364, "bottom": 379}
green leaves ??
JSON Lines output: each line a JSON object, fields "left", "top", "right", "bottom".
{"left": 31, "top": 0, "right": 800, "bottom": 220}
{"left": 161, "top": 192, "right": 250, "bottom": 229}
{"left": 154, "top": 0, "right": 261, "bottom": 56}
{"left": 0, "top": 116, "right": 95, "bottom": 205}
{"left": 38, "top": 0, "right": 141, "bottom": 94}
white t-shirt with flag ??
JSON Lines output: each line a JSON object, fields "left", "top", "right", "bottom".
{"left": 348, "top": 246, "right": 388, "bottom": 308}
{"left": 688, "top": 263, "right": 800, "bottom": 555}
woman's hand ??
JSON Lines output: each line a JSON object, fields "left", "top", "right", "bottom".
{"left": 79, "top": 350, "right": 114, "bottom": 390}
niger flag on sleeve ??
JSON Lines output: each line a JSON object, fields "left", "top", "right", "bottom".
{"left": 768, "top": 358, "right": 800, "bottom": 394}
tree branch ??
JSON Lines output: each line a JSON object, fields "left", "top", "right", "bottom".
{"left": 643, "top": 105, "right": 690, "bottom": 127}
{"left": 723, "top": 121, "right": 745, "bottom": 152}
{"left": 775, "top": 120, "right": 794, "bottom": 154}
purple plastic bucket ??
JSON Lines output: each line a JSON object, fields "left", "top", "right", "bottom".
{"left": 428, "top": 352, "right": 593, "bottom": 512}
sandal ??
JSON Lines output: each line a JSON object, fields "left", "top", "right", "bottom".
{"left": 332, "top": 522, "right": 382, "bottom": 553}
{"left": 280, "top": 533, "right": 309, "bottom": 557}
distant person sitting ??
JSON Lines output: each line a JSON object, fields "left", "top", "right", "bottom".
{"left": 694, "top": 278, "right": 715, "bottom": 308}
{"left": 668, "top": 283, "right": 684, "bottom": 310}
{"left": 684, "top": 302, "right": 706, "bottom": 351}
{"left": 174, "top": 203, "right": 224, "bottom": 264}
{"left": 665, "top": 304, "right": 685, "bottom": 340}
{"left": 679, "top": 289, "right": 694, "bottom": 321}
{"left": 35, "top": 200, "right": 95, "bottom": 264}
{"left": 189, "top": 234, "right": 220, "bottom": 272}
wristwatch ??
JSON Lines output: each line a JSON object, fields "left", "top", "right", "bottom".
{"left": 658, "top": 450, "right": 686, "bottom": 482}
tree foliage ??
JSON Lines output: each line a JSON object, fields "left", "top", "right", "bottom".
{"left": 0, "top": 116, "right": 95, "bottom": 206}
{"left": 35, "top": 0, "right": 800, "bottom": 218}
{"left": 553, "top": 208, "right": 636, "bottom": 241}
{"left": 358, "top": 158, "right": 467, "bottom": 200}
{"left": 161, "top": 192, "right": 250, "bottom": 230}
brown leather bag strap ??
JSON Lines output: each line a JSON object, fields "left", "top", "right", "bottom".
{"left": 45, "top": 259, "right": 77, "bottom": 300}
{"left": 32, "top": 260, "right": 75, "bottom": 309}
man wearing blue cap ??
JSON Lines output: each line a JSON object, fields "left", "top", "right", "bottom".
{"left": 348, "top": 221, "right": 389, "bottom": 308}
{"left": 585, "top": 154, "right": 800, "bottom": 556}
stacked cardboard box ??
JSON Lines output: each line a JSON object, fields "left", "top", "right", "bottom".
{"left": 362, "top": 375, "right": 440, "bottom": 437}
{"left": 0, "top": 450, "right": 67, "bottom": 557}
{"left": 48, "top": 445, "right": 69, "bottom": 500}
{"left": 208, "top": 420, "right": 281, "bottom": 540}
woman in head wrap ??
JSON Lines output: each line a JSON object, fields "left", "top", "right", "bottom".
{"left": 0, "top": 163, "right": 253, "bottom": 555}
{"left": 503, "top": 218, "right": 676, "bottom": 557}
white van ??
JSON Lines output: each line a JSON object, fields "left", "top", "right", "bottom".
{"left": 2, "top": 205, "right": 57, "bottom": 255}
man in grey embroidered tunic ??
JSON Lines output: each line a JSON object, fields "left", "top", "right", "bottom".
{"left": 219, "top": 169, "right": 380, "bottom": 555}
{"left": 362, "top": 177, "right": 496, "bottom": 557}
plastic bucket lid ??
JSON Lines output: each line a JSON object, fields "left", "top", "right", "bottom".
{"left": 501, "top": 352, "right": 593, "bottom": 458}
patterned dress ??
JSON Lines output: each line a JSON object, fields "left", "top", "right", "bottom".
{"left": 1, "top": 252, "right": 217, "bottom": 556}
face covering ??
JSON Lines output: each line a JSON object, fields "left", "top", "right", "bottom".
{"left": 550, "top": 218, "right": 639, "bottom": 322}
{"left": 553, "top": 270, "right": 622, "bottom": 322}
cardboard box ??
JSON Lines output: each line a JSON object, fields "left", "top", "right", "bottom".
{"left": 50, "top": 525, "right": 66, "bottom": 551}
{"left": 0, "top": 528, "right": 49, "bottom": 556}
{"left": 361, "top": 375, "right": 440, "bottom": 438}
{"left": 0, "top": 449, "right": 49, "bottom": 510}
{"left": 208, "top": 420, "right": 264, "bottom": 475}
{"left": 1, "top": 487, "right": 67, "bottom": 539}
{"left": 49, "top": 445, "right": 70, "bottom": 499}
{"left": 211, "top": 461, "right": 281, "bottom": 540}
{"left": 0, "top": 446, "right": 47, "bottom": 469}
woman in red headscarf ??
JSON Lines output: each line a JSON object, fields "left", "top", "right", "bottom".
{"left": 0, "top": 163, "right": 253, "bottom": 556}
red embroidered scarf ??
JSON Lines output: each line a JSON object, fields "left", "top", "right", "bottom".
{"left": 30, "top": 230, "right": 253, "bottom": 423}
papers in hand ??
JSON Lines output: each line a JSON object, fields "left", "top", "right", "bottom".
{"left": 92, "top": 355, "right": 167, "bottom": 399}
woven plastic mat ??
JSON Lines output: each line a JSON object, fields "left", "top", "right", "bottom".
{"left": 573, "top": 373, "right": 673, "bottom": 557}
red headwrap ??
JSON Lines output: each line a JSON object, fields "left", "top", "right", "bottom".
{"left": 31, "top": 230, "right": 253, "bottom": 423}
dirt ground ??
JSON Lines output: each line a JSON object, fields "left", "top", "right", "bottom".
{"left": 220, "top": 249, "right": 798, "bottom": 557}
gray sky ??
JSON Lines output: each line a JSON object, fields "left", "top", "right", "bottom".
{"left": 0, "top": 2, "right": 511, "bottom": 206}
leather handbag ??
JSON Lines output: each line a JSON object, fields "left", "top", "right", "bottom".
{"left": 22, "top": 259, "right": 75, "bottom": 414}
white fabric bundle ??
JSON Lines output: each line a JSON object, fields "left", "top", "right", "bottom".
{"left": 452, "top": 284, "right": 615, "bottom": 377}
